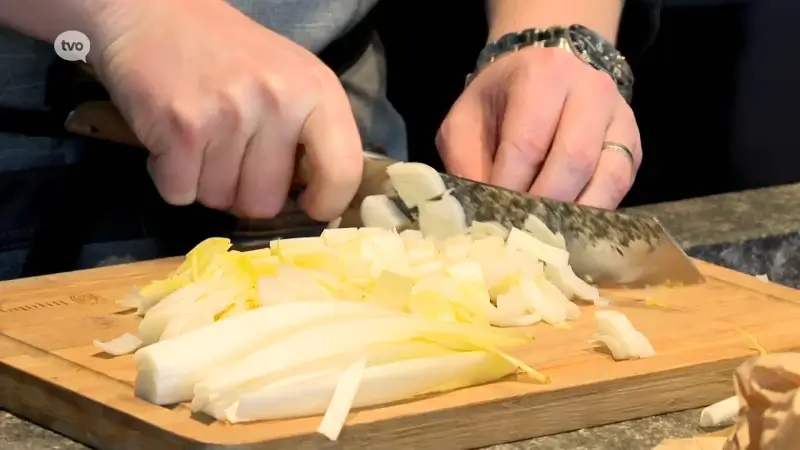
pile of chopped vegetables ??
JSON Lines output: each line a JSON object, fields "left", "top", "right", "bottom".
{"left": 93, "top": 161, "right": 656, "bottom": 440}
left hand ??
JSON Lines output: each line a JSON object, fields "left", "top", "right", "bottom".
{"left": 436, "top": 46, "right": 642, "bottom": 210}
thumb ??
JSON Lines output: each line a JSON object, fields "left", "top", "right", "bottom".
{"left": 296, "top": 90, "right": 364, "bottom": 222}
{"left": 436, "top": 92, "right": 494, "bottom": 182}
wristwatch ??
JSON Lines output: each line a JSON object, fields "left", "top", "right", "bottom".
{"left": 466, "top": 25, "right": 635, "bottom": 104}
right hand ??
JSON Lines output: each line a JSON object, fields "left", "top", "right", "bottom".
{"left": 89, "top": 0, "right": 364, "bottom": 220}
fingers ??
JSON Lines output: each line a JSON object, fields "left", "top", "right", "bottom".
{"left": 144, "top": 103, "right": 209, "bottom": 206}
{"left": 196, "top": 88, "right": 256, "bottom": 210}
{"left": 234, "top": 111, "right": 297, "bottom": 218}
{"left": 576, "top": 106, "right": 642, "bottom": 209}
{"left": 296, "top": 87, "right": 364, "bottom": 221}
{"left": 147, "top": 71, "right": 360, "bottom": 221}
{"left": 529, "top": 75, "right": 616, "bottom": 202}
{"left": 436, "top": 94, "right": 494, "bottom": 182}
{"left": 490, "top": 73, "right": 567, "bottom": 191}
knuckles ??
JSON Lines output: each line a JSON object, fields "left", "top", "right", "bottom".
{"left": 160, "top": 99, "right": 209, "bottom": 159}
{"left": 585, "top": 70, "right": 620, "bottom": 102}
{"left": 199, "top": 185, "right": 236, "bottom": 211}
{"left": 513, "top": 47, "right": 624, "bottom": 103}
{"left": 508, "top": 48, "right": 566, "bottom": 87}
{"left": 511, "top": 47, "right": 581, "bottom": 84}
{"left": 560, "top": 143, "right": 597, "bottom": 180}
{"left": 236, "top": 196, "right": 286, "bottom": 220}
{"left": 505, "top": 132, "right": 550, "bottom": 166}
{"left": 606, "top": 164, "right": 633, "bottom": 199}
{"left": 148, "top": 61, "right": 340, "bottom": 154}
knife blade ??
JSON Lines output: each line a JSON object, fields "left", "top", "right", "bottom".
{"left": 64, "top": 100, "right": 704, "bottom": 288}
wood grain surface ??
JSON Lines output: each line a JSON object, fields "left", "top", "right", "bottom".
{"left": 0, "top": 258, "right": 798, "bottom": 450}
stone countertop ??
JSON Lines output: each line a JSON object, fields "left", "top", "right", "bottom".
{"left": 3, "top": 183, "right": 800, "bottom": 450}
{"left": 624, "top": 183, "right": 800, "bottom": 250}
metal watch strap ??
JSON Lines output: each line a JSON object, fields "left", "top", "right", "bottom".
{"left": 467, "top": 28, "right": 568, "bottom": 87}
{"left": 466, "top": 25, "right": 633, "bottom": 103}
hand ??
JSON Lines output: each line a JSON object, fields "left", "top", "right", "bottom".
{"left": 89, "top": 0, "right": 363, "bottom": 220}
{"left": 436, "top": 47, "right": 642, "bottom": 210}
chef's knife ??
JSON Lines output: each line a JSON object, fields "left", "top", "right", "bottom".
{"left": 63, "top": 100, "right": 705, "bottom": 288}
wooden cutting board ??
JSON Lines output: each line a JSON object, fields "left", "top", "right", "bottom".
{"left": 0, "top": 258, "right": 799, "bottom": 450}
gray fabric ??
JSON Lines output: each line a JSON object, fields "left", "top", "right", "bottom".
{"left": 225, "top": 0, "right": 407, "bottom": 158}
{"left": 0, "top": 0, "right": 406, "bottom": 280}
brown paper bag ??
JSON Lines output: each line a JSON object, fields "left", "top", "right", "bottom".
{"left": 655, "top": 437, "right": 728, "bottom": 450}
{"left": 655, "top": 353, "right": 800, "bottom": 450}
{"left": 653, "top": 427, "right": 733, "bottom": 450}
{"left": 725, "top": 353, "right": 800, "bottom": 449}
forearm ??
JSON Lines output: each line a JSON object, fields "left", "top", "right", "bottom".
{"left": 0, "top": 0, "right": 132, "bottom": 60}
{"left": 486, "top": 0, "right": 623, "bottom": 44}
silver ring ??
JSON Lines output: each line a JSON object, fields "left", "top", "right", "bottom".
{"left": 602, "top": 141, "right": 634, "bottom": 163}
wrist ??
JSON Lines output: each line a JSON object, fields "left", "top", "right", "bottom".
{"left": 86, "top": 0, "right": 236, "bottom": 70}
{"left": 467, "top": 25, "right": 635, "bottom": 103}
{"left": 79, "top": 0, "right": 159, "bottom": 68}
{"left": 0, "top": 0, "right": 124, "bottom": 58}
{"left": 486, "top": 0, "right": 622, "bottom": 44}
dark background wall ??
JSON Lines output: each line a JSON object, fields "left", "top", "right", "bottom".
{"left": 373, "top": 0, "right": 787, "bottom": 208}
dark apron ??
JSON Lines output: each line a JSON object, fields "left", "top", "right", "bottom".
{"left": 0, "top": 13, "right": 376, "bottom": 279}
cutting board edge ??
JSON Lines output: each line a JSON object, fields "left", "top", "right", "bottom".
{"left": 1, "top": 348, "right": 789, "bottom": 450}
{"left": 690, "top": 259, "right": 799, "bottom": 303}
{"left": 0, "top": 259, "right": 797, "bottom": 449}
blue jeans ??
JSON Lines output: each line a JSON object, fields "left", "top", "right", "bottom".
{"left": 0, "top": 135, "right": 240, "bottom": 281}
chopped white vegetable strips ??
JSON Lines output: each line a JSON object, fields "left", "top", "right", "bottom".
{"left": 506, "top": 227, "right": 570, "bottom": 268}
{"left": 326, "top": 216, "right": 343, "bottom": 229}
{"left": 191, "top": 314, "right": 531, "bottom": 417}
{"left": 360, "top": 194, "right": 411, "bottom": 230}
{"left": 134, "top": 301, "right": 396, "bottom": 405}
{"left": 230, "top": 351, "right": 510, "bottom": 424}
{"left": 523, "top": 214, "right": 567, "bottom": 250}
{"left": 470, "top": 221, "right": 510, "bottom": 240}
{"left": 159, "top": 313, "right": 214, "bottom": 341}
{"left": 593, "top": 310, "right": 655, "bottom": 360}
{"left": 93, "top": 333, "right": 142, "bottom": 356}
{"left": 418, "top": 194, "right": 468, "bottom": 240}
{"left": 515, "top": 282, "right": 570, "bottom": 324}
{"left": 97, "top": 162, "right": 619, "bottom": 438}
{"left": 316, "top": 356, "right": 367, "bottom": 440}
{"left": 544, "top": 263, "right": 601, "bottom": 303}
{"left": 385, "top": 161, "right": 447, "bottom": 208}
{"left": 321, "top": 227, "right": 359, "bottom": 245}
{"left": 699, "top": 395, "right": 739, "bottom": 427}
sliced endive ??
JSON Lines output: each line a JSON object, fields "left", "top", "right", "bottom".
{"left": 385, "top": 161, "right": 447, "bottom": 208}
{"left": 226, "top": 340, "right": 461, "bottom": 424}
{"left": 360, "top": 194, "right": 410, "bottom": 230}
{"left": 543, "top": 262, "right": 600, "bottom": 303}
{"left": 506, "top": 227, "right": 570, "bottom": 268}
{"left": 192, "top": 314, "right": 533, "bottom": 417}
{"left": 134, "top": 300, "right": 397, "bottom": 405}
{"left": 138, "top": 281, "right": 248, "bottom": 345}
{"left": 93, "top": 333, "right": 143, "bottom": 356}
{"left": 418, "top": 194, "right": 468, "bottom": 241}
{"left": 227, "top": 350, "right": 514, "bottom": 424}
{"left": 593, "top": 310, "right": 655, "bottom": 360}
{"left": 125, "top": 238, "right": 234, "bottom": 314}
{"left": 522, "top": 214, "right": 567, "bottom": 250}
{"left": 469, "top": 221, "right": 510, "bottom": 240}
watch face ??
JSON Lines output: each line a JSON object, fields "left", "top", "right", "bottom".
{"left": 568, "top": 25, "right": 634, "bottom": 89}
